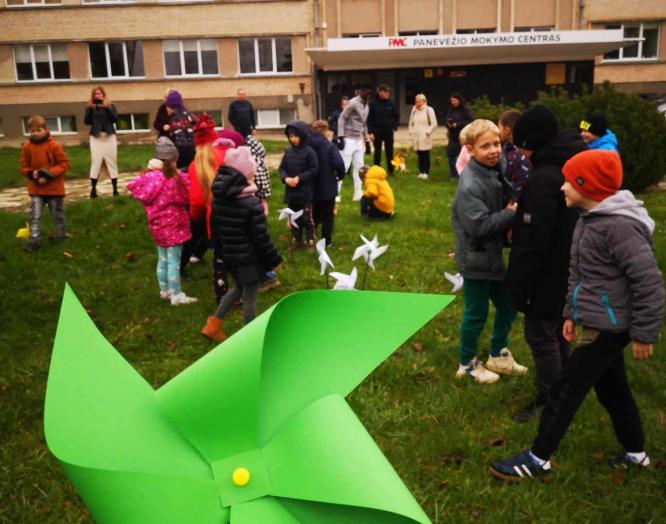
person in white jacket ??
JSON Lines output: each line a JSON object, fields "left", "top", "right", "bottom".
{"left": 408, "top": 94, "right": 438, "bottom": 180}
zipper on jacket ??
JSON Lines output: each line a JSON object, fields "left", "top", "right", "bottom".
{"left": 572, "top": 282, "right": 581, "bottom": 322}
{"left": 601, "top": 291, "right": 618, "bottom": 326}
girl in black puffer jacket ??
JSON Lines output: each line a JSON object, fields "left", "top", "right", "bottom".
{"left": 201, "top": 147, "right": 282, "bottom": 342}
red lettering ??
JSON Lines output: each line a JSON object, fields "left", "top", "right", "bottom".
{"left": 388, "top": 38, "right": 408, "bottom": 48}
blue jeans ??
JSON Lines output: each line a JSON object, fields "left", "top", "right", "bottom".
{"left": 157, "top": 244, "right": 183, "bottom": 294}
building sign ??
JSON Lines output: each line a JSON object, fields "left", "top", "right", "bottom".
{"left": 327, "top": 30, "right": 624, "bottom": 52}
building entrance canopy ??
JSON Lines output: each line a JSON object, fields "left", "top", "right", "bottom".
{"left": 306, "top": 30, "right": 626, "bottom": 71}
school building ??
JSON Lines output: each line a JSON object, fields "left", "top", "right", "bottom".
{"left": 0, "top": 0, "right": 664, "bottom": 143}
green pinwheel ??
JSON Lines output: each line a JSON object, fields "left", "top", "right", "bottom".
{"left": 45, "top": 285, "right": 453, "bottom": 523}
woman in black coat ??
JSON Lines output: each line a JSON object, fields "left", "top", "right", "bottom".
{"left": 444, "top": 92, "right": 474, "bottom": 179}
{"left": 84, "top": 85, "right": 119, "bottom": 198}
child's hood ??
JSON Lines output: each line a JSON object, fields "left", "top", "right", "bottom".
{"left": 365, "top": 165, "right": 387, "bottom": 181}
{"left": 284, "top": 120, "right": 310, "bottom": 146}
{"left": 212, "top": 166, "right": 249, "bottom": 200}
{"left": 587, "top": 189, "right": 655, "bottom": 234}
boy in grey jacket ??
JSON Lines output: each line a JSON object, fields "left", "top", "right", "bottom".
{"left": 492, "top": 149, "right": 664, "bottom": 481}
{"left": 451, "top": 119, "right": 526, "bottom": 383}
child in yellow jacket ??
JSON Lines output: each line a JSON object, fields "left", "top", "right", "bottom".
{"left": 360, "top": 165, "right": 395, "bottom": 219}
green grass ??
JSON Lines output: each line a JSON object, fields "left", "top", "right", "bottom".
{"left": 0, "top": 139, "right": 287, "bottom": 189}
{"left": 0, "top": 147, "right": 665, "bottom": 523}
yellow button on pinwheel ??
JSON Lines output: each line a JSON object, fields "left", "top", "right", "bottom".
{"left": 231, "top": 467, "right": 250, "bottom": 487}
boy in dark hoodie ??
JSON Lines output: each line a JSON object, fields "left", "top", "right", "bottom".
{"left": 492, "top": 149, "right": 664, "bottom": 481}
{"left": 279, "top": 120, "right": 319, "bottom": 248}
{"left": 19, "top": 115, "right": 71, "bottom": 251}
{"left": 506, "top": 105, "right": 587, "bottom": 422}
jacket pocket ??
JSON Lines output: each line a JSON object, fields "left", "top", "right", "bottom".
{"left": 601, "top": 291, "right": 618, "bottom": 326}
{"left": 466, "top": 250, "right": 491, "bottom": 272}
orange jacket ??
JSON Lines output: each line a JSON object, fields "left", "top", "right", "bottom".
{"left": 19, "top": 135, "right": 70, "bottom": 197}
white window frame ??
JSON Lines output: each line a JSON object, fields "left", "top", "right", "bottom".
{"left": 255, "top": 108, "right": 294, "bottom": 130}
{"left": 5, "top": 0, "right": 62, "bottom": 7}
{"left": 116, "top": 113, "right": 150, "bottom": 134}
{"left": 81, "top": 0, "right": 136, "bottom": 4}
{"left": 603, "top": 22, "right": 660, "bottom": 62}
{"left": 13, "top": 44, "right": 70, "bottom": 83}
{"left": 163, "top": 40, "right": 219, "bottom": 78}
{"left": 237, "top": 37, "right": 293, "bottom": 76}
{"left": 88, "top": 41, "right": 145, "bottom": 80}
{"left": 21, "top": 116, "right": 77, "bottom": 136}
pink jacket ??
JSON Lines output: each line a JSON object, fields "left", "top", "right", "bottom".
{"left": 128, "top": 169, "right": 191, "bottom": 248}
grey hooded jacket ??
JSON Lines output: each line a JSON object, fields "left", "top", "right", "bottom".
{"left": 337, "top": 95, "right": 369, "bottom": 140}
{"left": 563, "top": 190, "right": 664, "bottom": 343}
{"left": 451, "top": 158, "right": 515, "bottom": 280}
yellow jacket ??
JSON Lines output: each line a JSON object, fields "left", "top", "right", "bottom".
{"left": 363, "top": 166, "right": 394, "bottom": 213}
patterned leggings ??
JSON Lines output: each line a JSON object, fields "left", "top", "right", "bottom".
{"left": 156, "top": 244, "right": 183, "bottom": 295}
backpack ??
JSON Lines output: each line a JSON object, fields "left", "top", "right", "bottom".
{"left": 169, "top": 109, "right": 195, "bottom": 147}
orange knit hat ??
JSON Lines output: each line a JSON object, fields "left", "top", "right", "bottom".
{"left": 562, "top": 149, "right": 623, "bottom": 202}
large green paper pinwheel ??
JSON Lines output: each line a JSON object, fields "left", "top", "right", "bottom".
{"left": 45, "top": 285, "right": 453, "bottom": 523}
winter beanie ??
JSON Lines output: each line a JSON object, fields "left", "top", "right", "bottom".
{"left": 224, "top": 146, "right": 256, "bottom": 180}
{"left": 193, "top": 113, "right": 218, "bottom": 146}
{"left": 154, "top": 137, "right": 179, "bottom": 162}
{"left": 579, "top": 113, "right": 607, "bottom": 137}
{"left": 165, "top": 90, "right": 184, "bottom": 109}
{"left": 512, "top": 105, "right": 559, "bottom": 151}
{"left": 217, "top": 129, "right": 245, "bottom": 148}
{"left": 562, "top": 149, "right": 622, "bottom": 202}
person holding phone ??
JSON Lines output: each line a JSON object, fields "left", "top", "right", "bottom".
{"left": 84, "top": 85, "right": 119, "bottom": 198}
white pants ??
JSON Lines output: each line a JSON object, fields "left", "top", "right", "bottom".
{"left": 340, "top": 137, "right": 365, "bottom": 197}
{"left": 89, "top": 133, "right": 118, "bottom": 180}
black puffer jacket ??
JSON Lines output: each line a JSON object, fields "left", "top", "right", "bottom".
{"left": 506, "top": 129, "right": 586, "bottom": 318}
{"left": 211, "top": 166, "right": 282, "bottom": 283}
{"left": 444, "top": 104, "right": 474, "bottom": 155}
{"left": 279, "top": 120, "right": 319, "bottom": 206}
{"left": 308, "top": 132, "right": 346, "bottom": 201}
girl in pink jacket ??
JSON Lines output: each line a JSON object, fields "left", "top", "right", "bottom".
{"left": 128, "top": 137, "right": 197, "bottom": 305}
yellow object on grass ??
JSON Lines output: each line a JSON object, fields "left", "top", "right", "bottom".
{"left": 16, "top": 224, "right": 29, "bottom": 239}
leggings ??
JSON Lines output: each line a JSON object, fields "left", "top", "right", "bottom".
{"left": 214, "top": 281, "right": 259, "bottom": 325}
{"left": 417, "top": 150, "right": 431, "bottom": 174}
{"left": 156, "top": 244, "right": 183, "bottom": 294}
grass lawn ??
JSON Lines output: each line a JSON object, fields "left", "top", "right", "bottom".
{"left": 0, "top": 138, "right": 287, "bottom": 189}
{"left": 0, "top": 146, "right": 665, "bottom": 523}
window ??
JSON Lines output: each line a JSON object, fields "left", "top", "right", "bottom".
{"left": 341, "top": 33, "right": 382, "bottom": 38}
{"left": 456, "top": 28, "right": 496, "bottom": 34}
{"left": 604, "top": 23, "right": 659, "bottom": 61}
{"left": 89, "top": 41, "right": 144, "bottom": 78}
{"left": 6, "top": 0, "right": 61, "bottom": 6}
{"left": 398, "top": 31, "right": 438, "bottom": 36}
{"left": 256, "top": 109, "right": 294, "bottom": 129}
{"left": 238, "top": 37, "right": 292, "bottom": 75}
{"left": 14, "top": 44, "right": 70, "bottom": 81}
{"left": 193, "top": 110, "right": 224, "bottom": 129}
{"left": 21, "top": 116, "right": 76, "bottom": 135}
{"left": 116, "top": 113, "right": 149, "bottom": 133}
{"left": 82, "top": 0, "right": 136, "bottom": 4}
{"left": 514, "top": 26, "right": 554, "bottom": 32}
{"left": 164, "top": 40, "right": 218, "bottom": 77}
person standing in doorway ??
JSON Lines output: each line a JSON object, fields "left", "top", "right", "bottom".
{"left": 445, "top": 92, "right": 474, "bottom": 179}
{"left": 368, "top": 84, "right": 400, "bottom": 176}
{"left": 228, "top": 88, "right": 256, "bottom": 138}
{"left": 408, "top": 94, "right": 438, "bottom": 180}
{"left": 338, "top": 84, "right": 373, "bottom": 201}
{"left": 84, "top": 86, "right": 119, "bottom": 198}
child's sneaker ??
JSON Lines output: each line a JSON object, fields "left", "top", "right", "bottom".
{"left": 352, "top": 190, "right": 363, "bottom": 201}
{"left": 490, "top": 450, "right": 551, "bottom": 482}
{"left": 259, "top": 274, "right": 281, "bottom": 293}
{"left": 455, "top": 358, "right": 500, "bottom": 383}
{"left": 608, "top": 451, "right": 650, "bottom": 469}
{"left": 189, "top": 256, "right": 200, "bottom": 264}
{"left": 170, "top": 292, "right": 198, "bottom": 305}
{"left": 486, "top": 348, "right": 528, "bottom": 376}
{"left": 159, "top": 290, "right": 172, "bottom": 300}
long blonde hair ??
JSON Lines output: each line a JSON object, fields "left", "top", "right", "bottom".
{"left": 194, "top": 144, "right": 218, "bottom": 201}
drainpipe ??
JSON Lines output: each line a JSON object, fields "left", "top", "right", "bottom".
{"left": 312, "top": 0, "right": 322, "bottom": 118}
{"left": 578, "top": 0, "right": 585, "bottom": 29}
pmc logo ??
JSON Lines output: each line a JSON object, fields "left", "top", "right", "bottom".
{"left": 388, "top": 38, "right": 408, "bottom": 48}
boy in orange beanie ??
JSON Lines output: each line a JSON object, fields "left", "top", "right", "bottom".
{"left": 19, "top": 115, "right": 70, "bottom": 251}
{"left": 492, "top": 149, "right": 664, "bottom": 481}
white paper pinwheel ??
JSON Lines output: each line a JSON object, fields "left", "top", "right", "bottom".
{"left": 316, "top": 239, "right": 335, "bottom": 275}
{"left": 444, "top": 272, "right": 464, "bottom": 293}
{"left": 45, "top": 285, "right": 455, "bottom": 524}
{"left": 277, "top": 208, "right": 303, "bottom": 229}
{"left": 353, "top": 234, "right": 388, "bottom": 270}
{"left": 330, "top": 267, "right": 358, "bottom": 290}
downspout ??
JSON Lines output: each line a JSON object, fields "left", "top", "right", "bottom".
{"left": 578, "top": 0, "right": 585, "bottom": 29}
{"left": 312, "top": 0, "right": 322, "bottom": 118}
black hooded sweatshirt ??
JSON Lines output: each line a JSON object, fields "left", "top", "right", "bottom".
{"left": 506, "top": 129, "right": 587, "bottom": 319}
{"left": 278, "top": 120, "right": 319, "bottom": 206}
{"left": 210, "top": 166, "right": 282, "bottom": 283}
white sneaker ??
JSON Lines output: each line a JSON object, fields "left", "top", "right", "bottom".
{"left": 417, "top": 173, "right": 425, "bottom": 179}
{"left": 189, "top": 256, "right": 200, "bottom": 264}
{"left": 335, "top": 195, "right": 341, "bottom": 203}
{"left": 170, "top": 292, "right": 198, "bottom": 305}
{"left": 421, "top": 174, "right": 429, "bottom": 180}
{"left": 455, "top": 358, "right": 500, "bottom": 383}
{"left": 352, "top": 191, "right": 363, "bottom": 201}
{"left": 159, "top": 290, "right": 172, "bottom": 300}
{"left": 486, "top": 348, "right": 528, "bottom": 376}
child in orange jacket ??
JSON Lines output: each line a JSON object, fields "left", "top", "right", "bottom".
{"left": 360, "top": 165, "right": 395, "bottom": 219}
{"left": 19, "top": 115, "right": 70, "bottom": 251}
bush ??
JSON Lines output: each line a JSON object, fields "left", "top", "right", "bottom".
{"left": 470, "top": 96, "right": 525, "bottom": 124}
{"left": 534, "top": 83, "right": 666, "bottom": 192}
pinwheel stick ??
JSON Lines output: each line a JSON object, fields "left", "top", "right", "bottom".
{"left": 360, "top": 260, "right": 371, "bottom": 290}
{"left": 325, "top": 272, "right": 330, "bottom": 290}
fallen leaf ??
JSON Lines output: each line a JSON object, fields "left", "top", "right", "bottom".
{"left": 412, "top": 342, "right": 423, "bottom": 352}
{"left": 63, "top": 251, "right": 73, "bottom": 259}
{"left": 593, "top": 451, "right": 605, "bottom": 462}
{"left": 483, "top": 436, "right": 506, "bottom": 448}
{"left": 119, "top": 223, "right": 127, "bottom": 230}
{"left": 441, "top": 452, "right": 464, "bottom": 467}
{"left": 610, "top": 472, "right": 625, "bottom": 486}
{"left": 125, "top": 251, "right": 138, "bottom": 263}
{"left": 657, "top": 411, "right": 665, "bottom": 426}
{"left": 438, "top": 479, "right": 450, "bottom": 489}
{"left": 447, "top": 250, "right": 455, "bottom": 258}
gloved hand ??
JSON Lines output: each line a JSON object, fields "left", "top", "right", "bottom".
{"left": 336, "top": 136, "right": 345, "bottom": 151}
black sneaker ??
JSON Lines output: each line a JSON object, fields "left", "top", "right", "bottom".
{"left": 24, "top": 239, "right": 41, "bottom": 252}
{"left": 490, "top": 450, "right": 550, "bottom": 482}
{"left": 608, "top": 451, "right": 650, "bottom": 469}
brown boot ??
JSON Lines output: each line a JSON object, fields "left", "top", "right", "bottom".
{"left": 201, "top": 316, "right": 227, "bottom": 342}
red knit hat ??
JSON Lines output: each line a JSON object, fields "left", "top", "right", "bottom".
{"left": 562, "top": 149, "right": 623, "bottom": 202}
{"left": 193, "top": 113, "right": 218, "bottom": 146}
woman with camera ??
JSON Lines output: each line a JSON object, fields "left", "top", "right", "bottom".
{"left": 84, "top": 86, "right": 119, "bottom": 198}
{"left": 444, "top": 92, "right": 474, "bottom": 180}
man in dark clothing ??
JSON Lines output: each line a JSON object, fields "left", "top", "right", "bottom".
{"left": 506, "top": 105, "right": 587, "bottom": 422}
{"left": 368, "top": 84, "right": 400, "bottom": 175}
{"left": 445, "top": 92, "right": 474, "bottom": 179}
{"left": 228, "top": 88, "right": 256, "bottom": 138}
